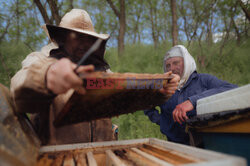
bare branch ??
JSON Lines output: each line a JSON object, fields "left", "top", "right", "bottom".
{"left": 47, "top": 0, "right": 61, "bottom": 25}
{"left": 0, "top": 17, "right": 11, "bottom": 42}
{"left": 33, "top": 0, "right": 51, "bottom": 24}
{"left": 69, "top": 0, "right": 73, "bottom": 9}
{"left": 106, "top": 0, "right": 120, "bottom": 18}
{"left": 238, "top": 0, "right": 250, "bottom": 21}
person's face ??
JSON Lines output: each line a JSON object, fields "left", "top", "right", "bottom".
{"left": 64, "top": 32, "right": 96, "bottom": 58}
{"left": 165, "top": 57, "right": 184, "bottom": 77}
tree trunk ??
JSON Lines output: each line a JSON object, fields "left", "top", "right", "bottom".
{"left": 170, "top": 0, "right": 178, "bottom": 46}
{"left": 232, "top": 17, "right": 241, "bottom": 45}
{"left": 119, "top": 0, "right": 126, "bottom": 56}
{"left": 154, "top": 6, "right": 160, "bottom": 48}
{"left": 33, "top": 0, "right": 52, "bottom": 24}
{"left": 238, "top": 0, "right": 250, "bottom": 21}
{"left": 132, "top": 2, "right": 143, "bottom": 44}
{"left": 163, "top": 11, "right": 168, "bottom": 44}
{"left": 0, "top": 18, "right": 11, "bottom": 43}
{"left": 47, "top": 0, "right": 61, "bottom": 25}
{"left": 179, "top": 0, "right": 190, "bottom": 47}
{"left": 205, "top": 0, "right": 217, "bottom": 45}
{"left": 34, "top": 0, "right": 62, "bottom": 25}
{"left": 206, "top": 15, "right": 213, "bottom": 46}
{"left": 232, "top": 2, "right": 241, "bottom": 45}
{"left": 69, "top": 0, "right": 74, "bottom": 9}
{"left": 220, "top": 12, "right": 234, "bottom": 56}
{"left": 244, "top": 16, "right": 249, "bottom": 37}
{"left": 106, "top": 0, "right": 126, "bottom": 56}
{"left": 188, "top": 0, "right": 203, "bottom": 47}
{"left": 16, "top": 0, "right": 20, "bottom": 42}
{"left": 198, "top": 28, "right": 206, "bottom": 67}
{"left": 132, "top": 18, "right": 140, "bottom": 44}
{"left": 149, "top": 2, "right": 158, "bottom": 48}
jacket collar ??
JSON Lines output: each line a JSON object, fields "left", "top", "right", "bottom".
{"left": 180, "top": 71, "right": 198, "bottom": 90}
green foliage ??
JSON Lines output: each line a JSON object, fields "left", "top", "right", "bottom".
{"left": 105, "top": 42, "right": 172, "bottom": 74}
{"left": 112, "top": 111, "right": 166, "bottom": 140}
{"left": 188, "top": 39, "right": 250, "bottom": 85}
{"left": 0, "top": 42, "right": 29, "bottom": 86}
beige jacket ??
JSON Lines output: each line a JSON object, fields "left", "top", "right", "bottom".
{"left": 11, "top": 43, "right": 113, "bottom": 145}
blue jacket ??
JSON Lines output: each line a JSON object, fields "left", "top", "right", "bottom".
{"left": 144, "top": 71, "right": 237, "bottom": 145}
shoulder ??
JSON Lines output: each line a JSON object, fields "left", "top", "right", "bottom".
{"left": 192, "top": 73, "right": 221, "bottom": 88}
{"left": 22, "top": 51, "right": 45, "bottom": 68}
{"left": 196, "top": 73, "right": 218, "bottom": 81}
{"left": 197, "top": 73, "right": 214, "bottom": 78}
{"left": 21, "top": 50, "right": 54, "bottom": 68}
{"left": 40, "top": 42, "right": 58, "bottom": 56}
{"left": 21, "top": 43, "right": 58, "bottom": 68}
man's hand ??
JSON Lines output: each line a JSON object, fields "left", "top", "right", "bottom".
{"left": 46, "top": 58, "right": 94, "bottom": 94}
{"left": 173, "top": 100, "right": 194, "bottom": 124}
{"left": 160, "top": 73, "right": 180, "bottom": 96}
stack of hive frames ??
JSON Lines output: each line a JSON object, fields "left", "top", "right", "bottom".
{"left": 37, "top": 142, "right": 200, "bottom": 166}
{"left": 36, "top": 138, "right": 246, "bottom": 166}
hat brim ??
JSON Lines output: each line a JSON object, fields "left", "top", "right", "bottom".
{"left": 43, "top": 24, "right": 110, "bottom": 41}
{"left": 45, "top": 24, "right": 110, "bottom": 71}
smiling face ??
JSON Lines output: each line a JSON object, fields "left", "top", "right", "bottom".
{"left": 165, "top": 57, "right": 184, "bottom": 77}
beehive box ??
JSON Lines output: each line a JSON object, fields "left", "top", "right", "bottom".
{"left": 37, "top": 138, "right": 246, "bottom": 166}
{"left": 186, "top": 84, "right": 250, "bottom": 165}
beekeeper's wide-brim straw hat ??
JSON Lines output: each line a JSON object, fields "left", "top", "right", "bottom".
{"left": 42, "top": 9, "right": 109, "bottom": 42}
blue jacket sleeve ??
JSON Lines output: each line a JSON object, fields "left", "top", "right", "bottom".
{"left": 144, "top": 108, "right": 161, "bottom": 125}
{"left": 188, "top": 74, "right": 238, "bottom": 108}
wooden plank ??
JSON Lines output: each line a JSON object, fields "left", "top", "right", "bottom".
{"left": 51, "top": 153, "right": 65, "bottom": 166}
{"left": 149, "top": 138, "right": 222, "bottom": 161}
{"left": 0, "top": 149, "right": 27, "bottom": 166}
{"left": 0, "top": 124, "right": 31, "bottom": 165}
{"left": 142, "top": 144, "right": 200, "bottom": 164}
{"left": 74, "top": 152, "right": 87, "bottom": 166}
{"left": 105, "top": 149, "right": 127, "bottom": 166}
{"left": 86, "top": 152, "right": 97, "bottom": 166}
{"left": 36, "top": 154, "right": 54, "bottom": 166}
{"left": 40, "top": 138, "right": 148, "bottom": 153}
{"left": 139, "top": 147, "right": 182, "bottom": 165}
{"left": 112, "top": 149, "right": 137, "bottom": 166}
{"left": 63, "top": 154, "right": 75, "bottom": 166}
{"left": 197, "top": 118, "right": 250, "bottom": 133}
{"left": 93, "top": 153, "right": 106, "bottom": 166}
{"left": 131, "top": 148, "right": 172, "bottom": 166}
{"left": 168, "top": 150, "right": 202, "bottom": 163}
{"left": 124, "top": 149, "right": 159, "bottom": 166}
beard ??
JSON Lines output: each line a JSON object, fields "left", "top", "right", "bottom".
{"left": 172, "top": 69, "right": 182, "bottom": 77}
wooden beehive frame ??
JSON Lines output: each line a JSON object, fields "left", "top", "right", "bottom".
{"left": 53, "top": 72, "right": 173, "bottom": 127}
{"left": 37, "top": 138, "right": 246, "bottom": 166}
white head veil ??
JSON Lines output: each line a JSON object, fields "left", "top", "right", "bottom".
{"left": 163, "top": 45, "right": 196, "bottom": 89}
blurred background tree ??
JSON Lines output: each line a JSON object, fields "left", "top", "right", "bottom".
{"left": 0, "top": 0, "right": 249, "bottom": 140}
